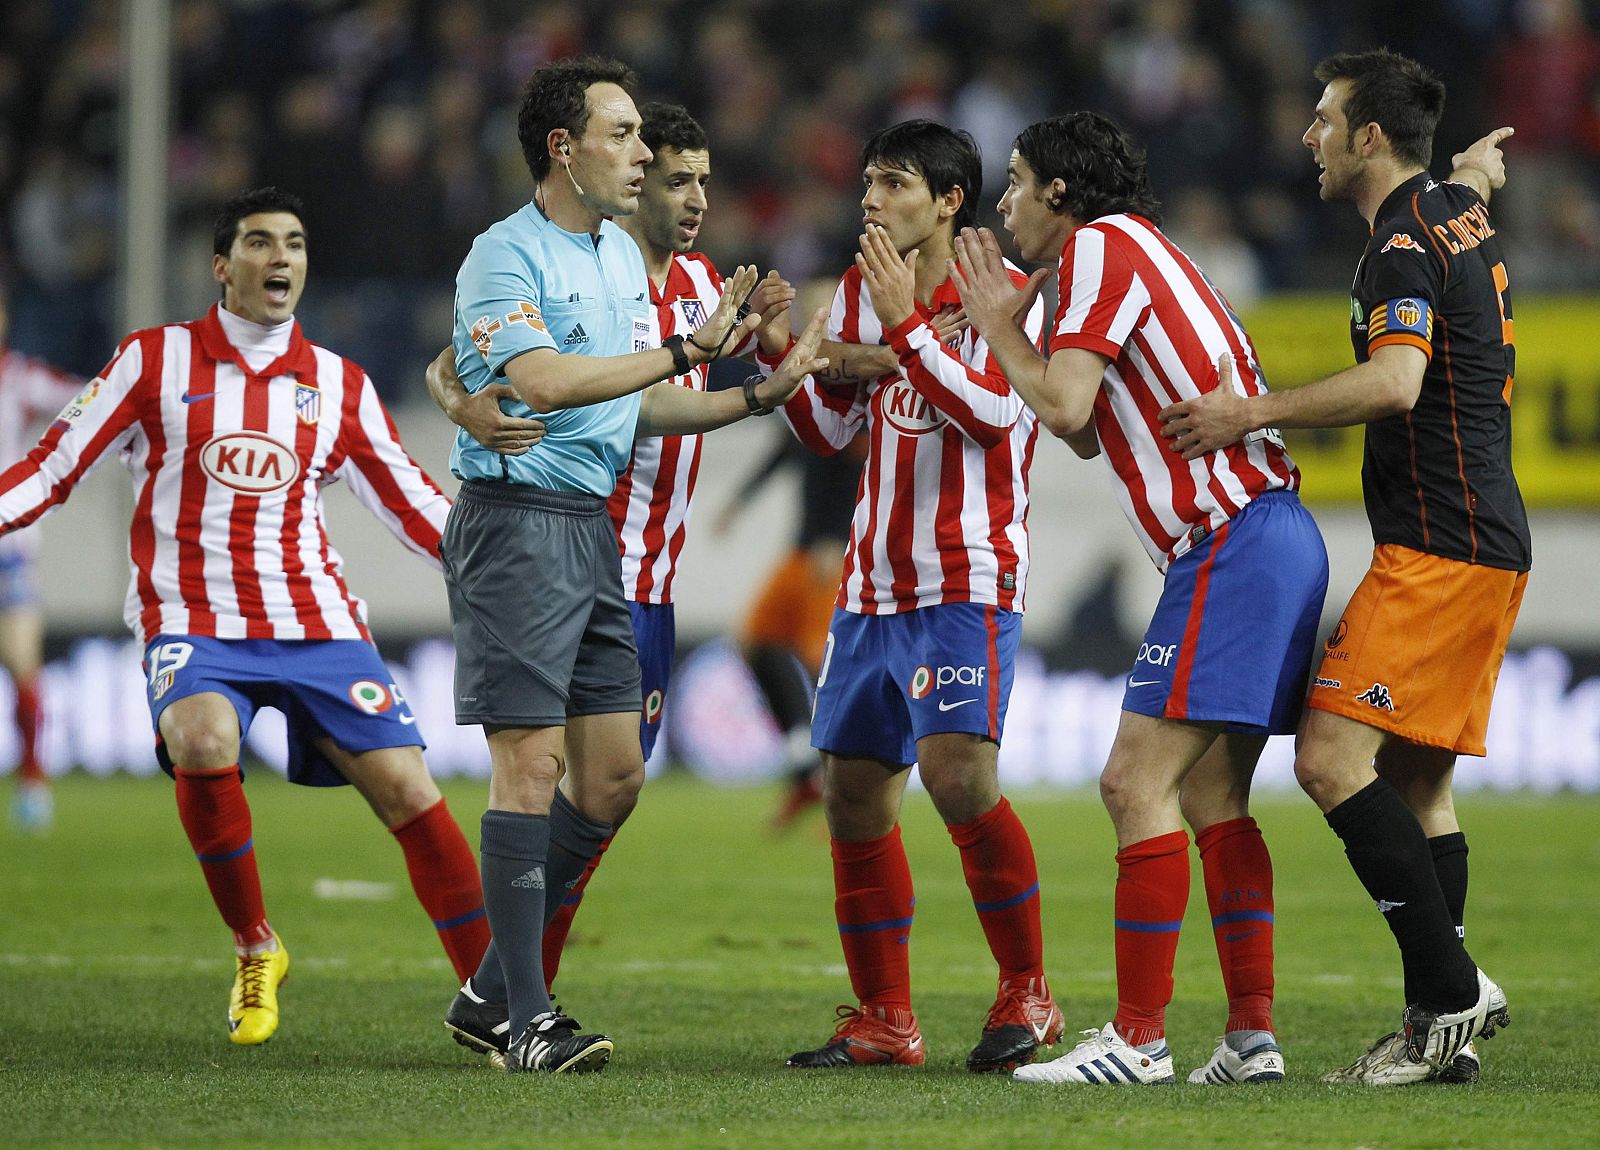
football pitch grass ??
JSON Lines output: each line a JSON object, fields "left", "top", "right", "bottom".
{"left": 2, "top": 771, "right": 1596, "bottom": 1149}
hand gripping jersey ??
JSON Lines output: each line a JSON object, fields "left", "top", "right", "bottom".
{"left": 0, "top": 347, "right": 81, "bottom": 561}
{"left": 0, "top": 305, "right": 450, "bottom": 644}
{"left": 607, "top": 251, "right": 752, "bottom": 604}
{"left": 780, "top": 264, "right": 1044, "bottom": 614}
{"left": 1351, "top": 173, "right": 1530, "bottom": 571}
{"left": 1050, "top": 213, "right": 1299, "bottom": 573}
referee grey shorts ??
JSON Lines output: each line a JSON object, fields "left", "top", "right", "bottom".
{"left": 441, "top": 480, "right": 642, "bottom": 727}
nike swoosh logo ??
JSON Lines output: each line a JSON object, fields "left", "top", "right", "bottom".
{"left": 1224, "top": 930, "right": 1260, "bottom": 943}
{"left": 1127, "top": 678, "right": 1161, "bottom": 688}
{"left": 937, "top": 698, "right": 977, "bottom": 711}
{"left": 398, "top": 713, "right": 418, "bottom": 725}
{"left": 181, "top": 392, "right": 217, "bottom": 404}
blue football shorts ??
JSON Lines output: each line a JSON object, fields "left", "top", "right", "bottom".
{"left": 1122, "top": 490, "right": 1329, "bottom": 734}
{"left": 811, "top": 601, "right": 1021, "bottom": 766}
{"left": 628, "top": 600, "right": 675, "bottom": 760}
{"left": 142, "top": 635, "right": 426, "bottom": 786}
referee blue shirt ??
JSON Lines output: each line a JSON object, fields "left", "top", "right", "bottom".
{"left": 450, "top": 201, "right": 655, "bottom": 496}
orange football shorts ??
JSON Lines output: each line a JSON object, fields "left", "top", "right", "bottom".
{"left": 1307, "top": 543, "right": 1526, "bottom": 756}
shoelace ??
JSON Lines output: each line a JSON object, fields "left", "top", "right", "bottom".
{"left": 236, "top": 953, "right": 275, "bottom": 1009}
{"left": 984, "top": 983, "right": 1039, "bottom": 1030}
{"left": 829, "top": 1005, "right": 866, "bottom": 1037}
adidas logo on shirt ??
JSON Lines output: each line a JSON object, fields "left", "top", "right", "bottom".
{"left": 512, "top": 867, "right": 545, "bottom": 890}
{"left": 563, "top": 324, "right": 589, "bottom": 347}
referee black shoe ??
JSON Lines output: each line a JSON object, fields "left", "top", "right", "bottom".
{"left": 444, "top": 981, "right": 511, "bottom": 1057}
{"left": 504, "top": 1011, "right": 613, "bottom": 1074}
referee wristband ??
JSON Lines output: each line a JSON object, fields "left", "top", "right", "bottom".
{"left": 743, "top": 374, "right": 773, "bottom": 416}
{"left": 662, "top": 334, "right": 691, "bottom": 376}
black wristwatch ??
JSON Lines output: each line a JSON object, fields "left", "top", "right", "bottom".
{"left": 662, "top": 333, "right": 691, "bottom": 376}
{"left": 743, "top": 373, "right": 773, "bottom": 416}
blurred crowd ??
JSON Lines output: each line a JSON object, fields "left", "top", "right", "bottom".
{"left": 1, "top": 0, "right": 1598, "bottom": 392}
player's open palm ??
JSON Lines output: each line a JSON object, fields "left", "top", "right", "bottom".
{"left": 692, "top": 264, "right": 762, "bottom": 359}
{"left": 950, "top": 227, "right": 1049, "bottom": 340}
{"left": 756, "top": 306, "right": 831, "bottom": 409}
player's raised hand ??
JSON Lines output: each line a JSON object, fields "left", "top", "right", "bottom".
{"left": 1158, "top": 353, "right": 1251, "bottom": 460}
{"left": 950, "top": 227, "right": 1034, "bottom": 339}
{"left": 748, "top": 269, "right": 797, "bottom": 357}
{"left": 1452, "top": 127, "right": 1514, "bottom": 193}
{"left": 755, "top": 306, "right": 831, "bottom": 410}
{"left": 690, "top": 264, "right": 762, "bottom": 362}
{"left": 428, "top": 347, "right": 545, "bottom": 455}
{"left": 855, "top": 224, "right": 917, "bottom": 329}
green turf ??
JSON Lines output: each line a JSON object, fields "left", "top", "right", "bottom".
{"left": 2, "top": 771, "right": 1597, "bottom": 1149}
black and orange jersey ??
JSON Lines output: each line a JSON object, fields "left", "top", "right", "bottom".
{"left": 1350, "top": 172, "right": 1531, "bottom": 572}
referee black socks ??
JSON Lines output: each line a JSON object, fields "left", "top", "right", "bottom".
{"left": 1324, "top": 779, "right": 1478, "bottom": 1012}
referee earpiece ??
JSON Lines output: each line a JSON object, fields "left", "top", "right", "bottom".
{"left": 560, "top": 141, "right": 571, "bottom": 156}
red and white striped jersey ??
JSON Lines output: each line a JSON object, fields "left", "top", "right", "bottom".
{"left": 0, "top": 347, "right": 81, "bottom": 561}
{"left": 607, "top": 251, "right": 752, "bottom": 604}
{"left": 0, "top": 304, "right": 450, "bottom": 644}
{"left": 1051, "top": 214, "right": 1299, "bottom": 573}
{"left": 780, "top": 264, "right": 1045, "bottom": 614}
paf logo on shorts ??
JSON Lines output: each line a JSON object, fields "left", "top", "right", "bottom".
{"left": 909, "top": 665, "right": 934, "bottom": 699}
{"left": 644, "top": 688, "right": 665, "bottom": 724}
{"left": 201, "top": 432, "right": 300, "bottom": 494}
{"left": 349, "top": 680, "right": 394, "bottom": 715}
{"left": 879, "top": 380, "right": 945, "bottom": 435}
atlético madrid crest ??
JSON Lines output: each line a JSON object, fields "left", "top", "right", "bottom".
{"left": 295, "top": 383, "right": 321, "bottom": 426}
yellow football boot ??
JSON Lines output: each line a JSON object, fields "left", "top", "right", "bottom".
{"left": 228, "top": 941, "right": 290, "bottom": 1045}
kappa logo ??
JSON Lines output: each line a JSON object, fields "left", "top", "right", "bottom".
{"left": 512, "top": 867, "right": 546, "bottom": 890}
{"left": 563, "top": 323, "right": 590, "bottom": 347}
{"left": 1356, "top": 682, "right": 1395, "bottom": 711}
{"left": 1313, "top": 676, "right": 1342, "bottom": 690}
{"left": 1381, "top": 233, "right": 1426, "bottom": 254}
{"left": 1374, "top": 899, "right": 1407, "bottom": 914}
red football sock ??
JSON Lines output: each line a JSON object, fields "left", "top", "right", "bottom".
{"left": 1196, "top": 817, "right": 1276, "bottom": 1034}
{"left": 390, "top": 798, "right": 490, "bottom": 982}
{"left": 542, "top": 833, "right": 613, "bottom": 991}
{"left": 1112, "top": 829, "right": 1190, "bottom": 1048}
{"left": 13, "top": 676, "right": 45, "bottom": 784}
{"left": 833, "top": 826, "right": 916, "bottom": 1011}
{"left": 173, "top": 766, "right": 273, "bottom": 954}
{"left": 948, "top": 797, "right": 1043, "bottom": 981}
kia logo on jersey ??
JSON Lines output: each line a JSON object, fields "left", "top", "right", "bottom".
{"left": 200, "top": 431, "right": 301, "bottom": 494}
{"left": 878, "top": 380, "right": 945, "bottom": 435}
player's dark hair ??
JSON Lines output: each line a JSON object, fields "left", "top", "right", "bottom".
{"left": 861, "top": 119, "right": 983, "bottom": 233}
{"left": 1314, "top": 48, "right": 1444, "bottom": 169}
{"left": 1014, "top": 112, "right": 1162, "bottom": 225}
{"left": 212, "top": 187, "right": 306, "bottom": 257}
{"left": 517, "top": 55, "right": 638, "bottom": 183}
{"left": 639, "top": 101, "right": 708, "bottom": 162}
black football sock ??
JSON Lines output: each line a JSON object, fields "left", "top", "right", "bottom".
{"left": 479, "top": 809, "right": 552, "bottom": 1037}
{"left": 1429, "top": 832, "right": 1469, "bottom": 941}
{"left": 747, "top": 645, "right": 813, "bottom": 733}
{"left": 543, "top": 790, "right": 613, "bottom": 928}
{"left": 1324, "top": 780, "right": 1477, "bottom": 1011}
